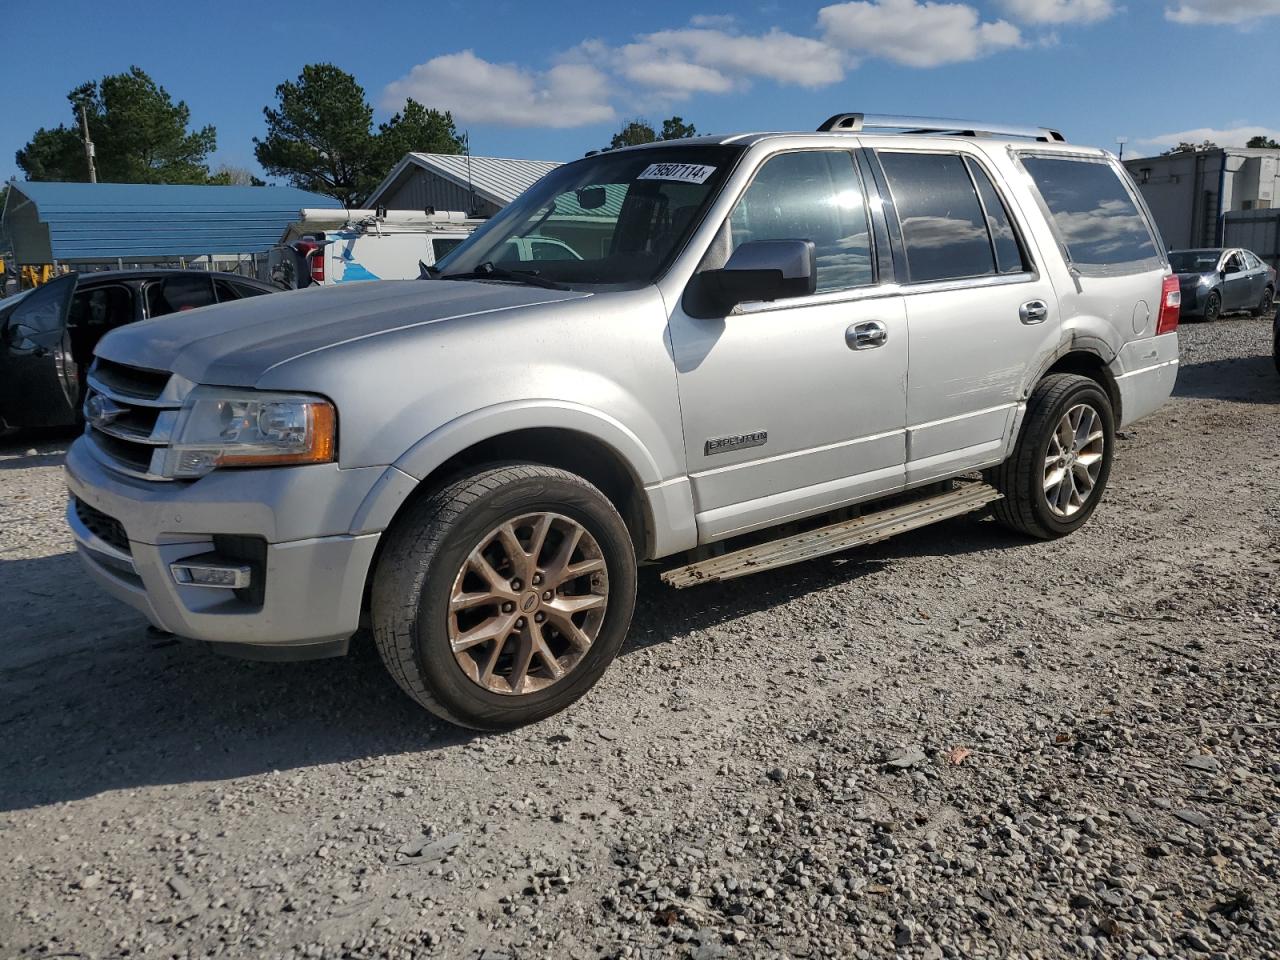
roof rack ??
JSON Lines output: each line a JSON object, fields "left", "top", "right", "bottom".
{"left": 818, "top": 113, "right": 1066, "bottom": 143}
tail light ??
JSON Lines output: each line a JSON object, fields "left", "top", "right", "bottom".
{"left": 1156, "top": 275, "right": 1180, "bottom": 335}
{"left": 293, "top": 240, "right": 325, "bottom": 286}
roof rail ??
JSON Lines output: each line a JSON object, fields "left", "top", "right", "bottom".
{"left": 818, "top": 113, "right": 1066, "bottom": 143}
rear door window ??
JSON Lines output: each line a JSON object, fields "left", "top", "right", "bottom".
{"left": 1020, "top": 156, "right": 1157, "bottom": 268}
{"left": 877, "top": 151, "right": 996, "bottom": 283}
{"left": 146, "top": 274, "right": 216, "bottom": 316}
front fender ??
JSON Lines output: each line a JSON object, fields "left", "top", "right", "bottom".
{"left": 348, "top": 400, "right": 698, "bottom": 557}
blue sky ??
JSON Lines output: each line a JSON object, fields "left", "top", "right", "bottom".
{"left": 3, "top": 0, "right": 1278, "bottom": 185}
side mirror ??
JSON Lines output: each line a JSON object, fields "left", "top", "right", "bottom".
{"left": 692, "top": 240, "right": 817, "bottom": 316}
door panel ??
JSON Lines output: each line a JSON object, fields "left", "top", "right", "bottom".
{"left": 1221, "top": 252, "right": 1251, "bottom": 309}
{"left": 0, "top": 274, "right": 79, "bottom": 428}
{"left": 873, "top": 149, "right": 1060, "bottom": 483}
{"left": 670, "top": 296, "right": 908, "bottom": 540}
{"left": 668, "top": 148, "right": 908, "bottom": 542}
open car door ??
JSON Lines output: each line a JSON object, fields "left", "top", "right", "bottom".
{"left": 0, "top": 274, "right": 80, "bottom": 429}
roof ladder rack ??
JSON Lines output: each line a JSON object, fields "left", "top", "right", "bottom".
{"left": 818, "top": 113, "right": 1066, "bottom": 143}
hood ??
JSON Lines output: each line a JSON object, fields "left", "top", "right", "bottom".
{"left": 95, "top": 280, "right": 589, "bottom": 386}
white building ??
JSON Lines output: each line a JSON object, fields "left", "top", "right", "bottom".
{"left": 1124, "top": 147, "right": 1280, "bottom": 249}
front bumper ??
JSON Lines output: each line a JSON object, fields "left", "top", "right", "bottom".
{"left": 64, "top": 437, "right": 382, "bottom": 654}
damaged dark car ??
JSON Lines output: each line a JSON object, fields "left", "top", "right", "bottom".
{"left": 0, "top": 270, "right": 276, "bottom": 431}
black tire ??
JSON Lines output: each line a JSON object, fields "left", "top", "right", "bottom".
{"left": 987, "top": 374, "right": 1115, "bottom": 540}
{"left": 1273, "top": 326, "right": 1280, "bottom": 375}
{"left": 1253, "top": 286, "right": 1274, "bottom": 319}
{"left": 1203, "top": 290, "right": 1221, "bottom": 323}
{"left": 371, "top": 464, "right": 637, "bottom": 730}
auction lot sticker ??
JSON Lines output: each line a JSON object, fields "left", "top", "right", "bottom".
{"left": 637, "top": 163, "right": 717, "bottom": 184}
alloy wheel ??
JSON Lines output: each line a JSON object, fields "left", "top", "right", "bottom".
{"left": 1204, "top": 293, "right": 1220, "bottom": 322}
{"left": 1043, "top": 403, "right": 1105, "bottom": 518}
{"left": 448, "top": 512, "right": 609, "bottom": 696}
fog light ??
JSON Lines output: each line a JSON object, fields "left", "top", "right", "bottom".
{"left": 170, "top": 560, "right": 253, "bottom": 589}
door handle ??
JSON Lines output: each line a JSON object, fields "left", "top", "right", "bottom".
{"left": 846, "top": 320, "right": 888, "bottom": 350}
{"left": 1019, "top": 300, "right": 1049, "bottom": 325}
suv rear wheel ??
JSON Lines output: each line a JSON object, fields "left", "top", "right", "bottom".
{"left": 987, "top": 374, "right": 1115, "bottom": 539}
{"left": 372, "top": 464, "right": 637, "bottom": 729}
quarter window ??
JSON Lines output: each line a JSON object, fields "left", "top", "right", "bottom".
{"left": 965, "top": 158, "right": 1028, "bottom": 275}
{"left": 878, "top": 152, "right": 998, "bottom": 283}
{"left": 1021, "top": 156, "right": 1157, "bottom": 266}
{"left": 728, "top": 151, "right": 873, "bottom": 292}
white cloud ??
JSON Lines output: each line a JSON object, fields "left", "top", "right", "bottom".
{"left": 618, "top": 27, "right": 848, "bottom": 98}
{"left": 1138, "top": 125, "right": 1280, "bottom": 150}
{"left": 381, "top": 50, "right": 615, "bottom": 128}
{"left": 819, "top": 0, "right": 1023, "bottom": 68}
{"left": 998, "top": 0, "right": 1115, "bottom": 23}
{"left": 688, "top": 13, "right": 738, "bottom": 28}
{"left": 1165, "top": 0, "right": 1280, "bottom": 24}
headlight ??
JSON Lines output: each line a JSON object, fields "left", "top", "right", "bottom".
{"left": 161, "top": 388, "right": 336, "bottom": 479}
{"left": 1198, "top": 275, "right": 1212, "bottom": 286}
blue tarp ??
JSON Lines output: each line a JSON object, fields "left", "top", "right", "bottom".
{"left": 2, "top": 182, "right": 341, "bottom": 263}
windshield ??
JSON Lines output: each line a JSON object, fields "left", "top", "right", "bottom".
{"left": 437, "top": 145, "right": 744, "bottom": 288}
{"left": 1169, "top": 250, "right": 1221, "bottom": 273}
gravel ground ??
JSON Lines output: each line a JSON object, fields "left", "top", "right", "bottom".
{"left": 1, "top": 316, "right": 1277, "bottom": 960}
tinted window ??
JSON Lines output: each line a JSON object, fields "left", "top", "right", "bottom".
{"left": 1021, "top": 156, "right": 1156, "bottom": 266}
{"left": 879, "top": 152, "right": 995, "bottom": 282}
{"left": 1224, "top": 252, "right": 1245, "bottom": 273}
{"left": 965, "top": 158, "right": 1027, "bottom": 275}
{"left": 68, "top": 285, "right": 134, "bottom": 330}
{"left": 432, "top": 237, "right": 465, "bottom": 260}
{"left": 214, "top": 278, "right": 241, "bottom": 302}
{"left": 231, "top": 280, "right": 269, "bottom": 298}
{"left": 146, "top": 275, "right": 215, "bottom": 316}
{"left": 729, "top": 150, "right": 873, "bottom": 292}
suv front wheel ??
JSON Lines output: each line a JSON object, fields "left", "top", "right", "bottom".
{"left": 988, "top": 374, "right": 1115, "bottom": 539}
{"left": 372, "top": 464, "right": 637, "bottom": 729}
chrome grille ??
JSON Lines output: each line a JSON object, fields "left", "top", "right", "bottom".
{"left": 83, "top": 359, "right": 187, "bottom": 481}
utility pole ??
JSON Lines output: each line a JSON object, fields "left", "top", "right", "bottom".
{"left": 78, "top": 103, "right": 98, "bottom": 184}
{"left": 1116, "top": 136, "right": 1128, "bottom": 162}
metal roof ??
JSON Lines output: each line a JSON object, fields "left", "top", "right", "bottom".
{"left": 1, "top": 182, "right": 341, "bottom": 264}
{"left": 367, "top": 154, "right": 561, "bottom": 210}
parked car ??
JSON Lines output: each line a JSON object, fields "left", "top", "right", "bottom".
{"left": 1168, "top": 247, "right": 1275, "bottom": 322}
{"left": 0, "top": 269, "right": 276, "bottom": 430}
{"left": 268, "top": 209, "right": 483, "bottom": 288}
{"left": 66, "top": 113, "right": 1181, "bottom": 729}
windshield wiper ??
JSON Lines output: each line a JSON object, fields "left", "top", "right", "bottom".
{"left": 439, "top": 261, "right": 568, "bottom": 290}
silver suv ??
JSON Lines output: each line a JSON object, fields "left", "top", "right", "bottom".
{"left": 65, "top": 114, "right": 1181, "bottom": 729}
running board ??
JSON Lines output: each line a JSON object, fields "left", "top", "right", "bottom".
{"left": 661, "top": 482, "right": 1003, "bottom": 588}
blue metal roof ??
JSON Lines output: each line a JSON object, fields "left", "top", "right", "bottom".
{"left": 2, "top": 182, "right": 341, "bottom": 263}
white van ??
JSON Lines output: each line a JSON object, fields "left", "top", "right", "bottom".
{"left": 268, "top": 209, "right": 483, "bottom": 287}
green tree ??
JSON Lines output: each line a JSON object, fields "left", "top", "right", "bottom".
{"left": 254, "top": 64, "right": 380, "bottom": 206}
{"left": 609, "top": 119, "right": 658, "bottom": 150}
{"left": 16, "top": 68, "right": 216, "bottom": 183}
{"left": 375, "top": 99, "right": 463, "bottom": 173}
{"left": 1161, "top": 139, "right": 1217, "bottom": 156}
{"left": 660, "top": 116, "right": 697, "bottom": 141}
{"left": 1247, "top": 135, "right": 1280, "bottom": 149}
{"left": 14, "top": 127, "right": 86, "bottom": 181}
{"left": 207, "top": 164, "right": 266, "bottom": 186}
{"left": 604, "top": 116, "right": 697, "bottom": 152}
